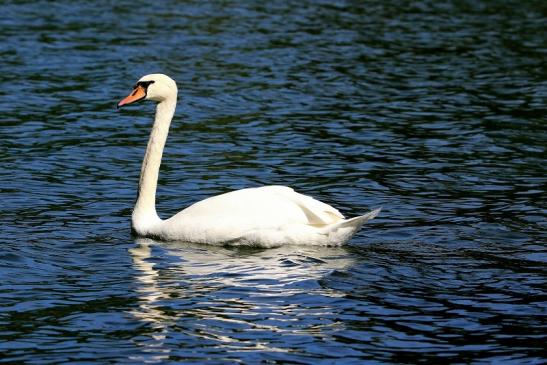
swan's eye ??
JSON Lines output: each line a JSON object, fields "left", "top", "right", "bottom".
{"left": 136, "top": 80, "right": 155, "bottom": 89}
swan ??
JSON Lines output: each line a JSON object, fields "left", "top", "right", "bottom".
{"left": 117, "top": 73, "right": 380, "bottom": 247}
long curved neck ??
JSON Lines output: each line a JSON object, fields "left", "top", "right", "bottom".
{"left": 132, "top": 97, "right": 177, "bottom": 231}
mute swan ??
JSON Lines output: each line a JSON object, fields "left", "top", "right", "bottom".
{"left": 117, "top": 74, "right": 380, "bottom": 247}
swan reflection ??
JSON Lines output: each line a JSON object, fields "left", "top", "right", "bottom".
{"left": 129, "top": 238, "right": 356, "bottom": 356}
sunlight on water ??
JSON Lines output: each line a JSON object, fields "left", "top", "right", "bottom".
{"left": 0, "top": 0, "right": 545, "bottom": 363}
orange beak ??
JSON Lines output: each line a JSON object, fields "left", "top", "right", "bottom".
{"left": 117, "top": 85, "right": 146, "bottom": 109}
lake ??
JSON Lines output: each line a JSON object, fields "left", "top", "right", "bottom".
{"left": 0, "top": 0, "right": 546, "bottom": 363}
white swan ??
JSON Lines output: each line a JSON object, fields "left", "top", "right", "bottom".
{"left": 118, "top": 74, "right": 380, "bottom": 247}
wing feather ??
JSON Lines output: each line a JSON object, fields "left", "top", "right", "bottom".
{"left": 261, "top": 186, "right": 344, "bottom": 225}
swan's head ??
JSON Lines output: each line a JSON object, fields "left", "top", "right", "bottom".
{"left": 117, "top": 74, "right": 177, "bottom": 108}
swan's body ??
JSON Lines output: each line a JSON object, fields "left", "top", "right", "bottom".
{"left": 118, "top": 74, "right": 380, "bottom": 247}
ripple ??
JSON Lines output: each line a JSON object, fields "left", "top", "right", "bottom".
{"left": 1, "top": 0, "right": 546, "bottom": 363}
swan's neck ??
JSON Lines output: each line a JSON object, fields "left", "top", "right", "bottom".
{"left": 132, "top": 97, "right": 177, "bottom": 234}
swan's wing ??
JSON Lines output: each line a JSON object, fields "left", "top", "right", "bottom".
{"left": 264, "top": 186, "right": 344, "bottom": 225}
{"left": 177, "top": 186, "right": 342, "bottom": 224}
{"left": 165, "top": 186, "right": 344, "bottom": 240}
{"left": 159, "top": 185, "right": 378, "bottom": 246}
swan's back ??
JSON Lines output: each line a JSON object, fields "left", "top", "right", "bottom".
{"left": 154, "top": 186, "right": 378, "bottom": 247}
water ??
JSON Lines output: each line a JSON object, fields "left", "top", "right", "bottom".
{"left": 1, "top": 0, "right": 546, "bottom": 363}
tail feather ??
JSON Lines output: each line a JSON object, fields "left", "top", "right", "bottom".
{"left": 337, "top": 207, "right": 382, "bottom": 229}
{"left": 318, "top": 207, "right": 381, "bottom": 245}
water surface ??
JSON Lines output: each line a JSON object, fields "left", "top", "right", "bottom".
{"left": 0, "top": 0, "right": 546, "bottom": 363}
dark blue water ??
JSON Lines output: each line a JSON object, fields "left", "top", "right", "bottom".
{"left": 1, "top": 0, "right": 546, "bottom": 363}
